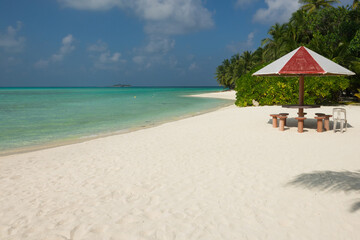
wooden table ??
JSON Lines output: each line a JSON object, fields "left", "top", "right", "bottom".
{"left": 282, "top": 105, "right": 320, "bottom": 117}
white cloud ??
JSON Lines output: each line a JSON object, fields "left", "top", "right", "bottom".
{"left": 145, "top": 36, "right": 175, "bottom": 54}
{"left": 88, "top": 40, "right": 126, "bottom": 70}
{"left": 130, "top": 36, "right": 176, "bottom": 69}
{"left": 99, "top": 51, "right": 122, "bottom": 63}
{"left": 51, "top": 34, "right": 75, "bottom": 62}
{"left": 188, "top": 62, "right": 198, "bottom": 70}
{"left": 88, "top": 40, "right": 108, "bottom": 52}
{"left": 140, "top": 0, "right": 214, "bottom": 35}
{"left": 34, "top": 59, "right": 49, "bottom": 68}
{"left": 133, "top": 55, "right": 146, "bottom": 64}
{"left": 58, "top": 0, "right": 125, "bottom": 10}
{"left": 253, "top": 0, "right": 300, "bottom": 24}
{"left": 35, "top": 34, "right": 75, "bottom": 68}
{"left": 59, "top": 0, "right": 214, "bottom": 35}
{"left": 0, "top": 21, "right": 25, "bottom": 52}
{"left": 59, "top": 0, "right": 213, "bottom": 69}
{"left": 247, "top": 32, "right": 254, "bottom": 43}
{"left": 227, "top": 31, "right": 255, "bottom": 53}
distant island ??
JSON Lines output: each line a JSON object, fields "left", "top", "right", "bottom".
{"left": 112, "top": 84, "right": 132, "bottom": 87}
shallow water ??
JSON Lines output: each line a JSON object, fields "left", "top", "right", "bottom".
{"left": 0, "top": 87, "right": 232, "bottom": 153}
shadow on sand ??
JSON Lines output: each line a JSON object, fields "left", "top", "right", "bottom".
{"left": 267, "top": 118, "right": 353, "bottom": 131}
{"left": 287, "top": 170, "right": 360, "bottom": 212}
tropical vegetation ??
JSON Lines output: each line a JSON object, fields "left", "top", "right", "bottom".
{"left": 215, "top": 1, "right": 360, "bottom": 106}
{"left": 356, "top": 89, "right": 360, "bottom": 99}
{"left": 300, "top": 0, "right": 340, "bottom": 13}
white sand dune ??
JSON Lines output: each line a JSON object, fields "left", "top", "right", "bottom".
{"left": 0, "top": 91, "right": 359, "bottom": 240}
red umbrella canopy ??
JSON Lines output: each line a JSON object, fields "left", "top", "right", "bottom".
{"left": 253, "top": 46, "right": 355, "bottom": 76}
{"left": 252, "top": 46, "right": 355, "bottom": 118}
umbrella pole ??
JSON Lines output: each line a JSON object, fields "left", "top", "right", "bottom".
{"left": 298, "top": 75, "right": 304, "bottom": 117}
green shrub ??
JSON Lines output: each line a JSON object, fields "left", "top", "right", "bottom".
{"left": 235, "top": 65, "right": 350, "bottom": 107}
{"left": 355, "top": 89, "right": 360, "bottom": 99}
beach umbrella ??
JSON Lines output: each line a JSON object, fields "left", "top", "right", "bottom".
{"left": 253, "top": 46, "right": 355, "bottom": 117}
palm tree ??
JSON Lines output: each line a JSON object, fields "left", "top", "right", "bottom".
{"left": 261, "top": 23, "right": 290, "bottom": 61}
{"left": 230, "top": 53, "right": 241, "bottom": 66}
{"left": 215, "top": 59, "right": 231, "bottom": 88}
{"left": 286, "top": 24, "right": 300, "bottom": 51}
{"left": 300, "top": 0, "right": 340, "bottom": 13}
{"left": 215, "top": 64, "right": 226, "bottom": 87}
{"left": 353, "top": 0, "right": 359, "bottom": 9}
{"left": 240, "top": 51, "right": 253, "bottom": 73}
{"left": 355, "top": 89, "right": 360, "bottom": 99}
{"left": 229, "top": 54, "right": 244, "bottom": 87}
{"left": 289, "top": 10, "right": 311, "bottom": 45}
{"left": 251, "top": 47, "right": 265, "bottom": 64}
{"left": 215, "top": 58, "right": 241, "bottom": 89}
{"left": 290, "top": 9, "right": 307, "bottom": 26}
{"left": 332, "top": 43, "right": 360, "bottom": 74}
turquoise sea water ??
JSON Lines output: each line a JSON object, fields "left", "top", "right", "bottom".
{"left": 0, "top": 87, "right": 232, "bottom": 154}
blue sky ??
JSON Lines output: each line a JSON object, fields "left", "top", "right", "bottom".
{"left": 0, "top": 0, "right": 353, "bottom": 87}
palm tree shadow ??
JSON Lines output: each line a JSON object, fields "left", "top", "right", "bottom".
{"left": 287, "top": 170, "right": 360, "bottom": 213}
{"left": 350, "top": 200, "right": 360, "bottom": 212}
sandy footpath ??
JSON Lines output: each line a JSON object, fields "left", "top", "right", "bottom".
{"left": 0, "top": 90, "right": 359, "bottom": 240}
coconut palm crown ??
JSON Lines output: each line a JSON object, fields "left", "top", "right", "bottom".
{"left": 300, "top": 0, "right": 340, "bottom": 13}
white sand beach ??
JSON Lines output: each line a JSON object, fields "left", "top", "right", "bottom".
{"left": 1, "top": 91, "right": 359, "bottom": 240}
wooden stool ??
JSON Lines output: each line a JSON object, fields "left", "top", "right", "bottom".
{"left": 278, "top": 115, "right": 287, "bottom": 131}
{"left": 295, "top": 117, "right": 306, "bottom": 133}
{"left": 297, "top": 112, "right": 307, "bottom": 117}
{"left": 314, "top": 116, "right": 325, "bottom": 132}
{"left": 270, "top": 114, "right": 279, "bottom": 128}
{"left": 279, "top": 113, "right": 289, "bottom": 126}
{"left": 324, "top": 115, "right": 332, "bottom": 131}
